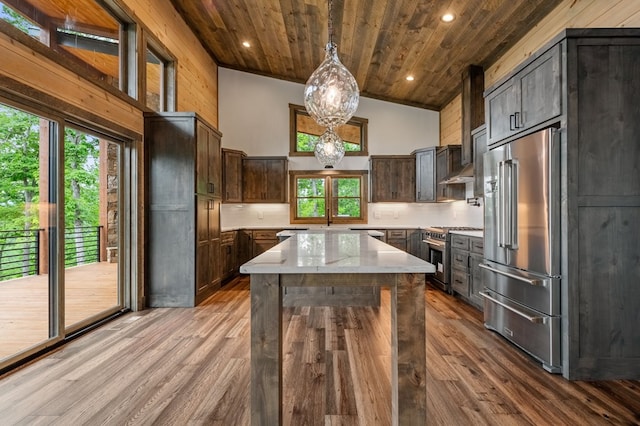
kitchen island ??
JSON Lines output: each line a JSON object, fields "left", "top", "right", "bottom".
{"left": 240, "top": 230, "right": 435, "bottom": 425}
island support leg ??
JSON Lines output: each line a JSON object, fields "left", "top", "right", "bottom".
{"left": 391, "top": 273, "right": 427, "bottom": 425}
{"left": 250, "top": 273, "right": 282, "bottom": 426}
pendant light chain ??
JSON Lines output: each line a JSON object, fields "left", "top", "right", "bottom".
{"left": 304, "top": 0, "right": 360, "bottom": 168}
{"left": 328, "top": 0, "right": 334, "bottom": 46}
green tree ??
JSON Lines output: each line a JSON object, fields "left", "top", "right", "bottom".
{"left": 1, "top": 4, "right": 38, "bottom": 36}
{"left": 64, "top": 129, "right": 100, "bottom": 264}
{"left": 0, "top": 104, "right": 102, "bottom": 277}
{"left": 0, "top": 106, "right": 41, "bottom": 277}
{"left": 0, "top": 106, "right": 40, "bottom": 231}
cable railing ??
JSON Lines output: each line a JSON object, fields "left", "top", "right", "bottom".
{"left": 0, "top": 226, "right": 103, "bottom": 281}
{"left": 0, "top": 229, "right": 42, "bottom": 280}
{"left": 64, "top": 226, "right": 101, "bottom": 267}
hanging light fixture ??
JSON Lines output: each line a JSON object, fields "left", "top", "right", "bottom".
{"left": 304, "top": 0, "right": 359, "bottom": 168}
{"left": 314, "top": 128, "right": 345, "bottom": 168}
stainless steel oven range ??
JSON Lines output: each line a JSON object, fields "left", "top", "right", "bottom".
{"left": 422, "top": 226, "right": 482, "bottom": 293}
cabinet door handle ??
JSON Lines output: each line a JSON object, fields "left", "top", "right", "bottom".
{"left": 509, "top": 114, "right": 515, "bottom": 131}
{"left": 514, "top": 111, "right": 521, "bottom": 128}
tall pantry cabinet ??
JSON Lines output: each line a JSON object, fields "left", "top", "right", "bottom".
{"left": 145, "top": 113, "right": 222, "bottom": 307}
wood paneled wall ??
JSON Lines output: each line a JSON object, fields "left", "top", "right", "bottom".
{"left": 486, "top": 0, "right": 640, "bottom": 86}
{"left": 122, "top": 0, "right": 219, "bottom": 127}
{"left": 439, "top": 94, "right": 461, "bottom": 147}
{"left": 439, "top": 0, "right": 640, "bottom": 146}
{"left": 0, "top": 28, "right": 144, "bottom": 134}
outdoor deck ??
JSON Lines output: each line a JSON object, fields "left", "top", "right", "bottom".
{"left": 0, "top": 262, "right": 118, "bottom": 360}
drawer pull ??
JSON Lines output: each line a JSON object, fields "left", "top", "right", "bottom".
{"left": 479, "top": 291, "right": 544, "bottom": 324}
{"left": 479, "top": 263, "right": 543, "bottom": 286}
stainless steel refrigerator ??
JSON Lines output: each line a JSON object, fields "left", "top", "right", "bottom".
{"left": 481, "top": 127, "right": 562, "bottom": 373}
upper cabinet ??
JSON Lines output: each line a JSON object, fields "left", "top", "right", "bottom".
{"left": 414, "top": 147, "right": 436, "bottom": 203}
{"left": 196, "top": 121, "right": 222, "bottom": 197}
{"left": 485, "top": 45, "right": 561, "bottom": 145}
{"left": 370, "top": 155, "right": 416, "bottom": 202}
{"left": 222, "top": 148, "right": 245, "bottom": 203}
{"left": 414, "top": 146, "right": 465, "bottom": 203}
{"left": 242, "top": 157, "right": 288, "bottom": 203}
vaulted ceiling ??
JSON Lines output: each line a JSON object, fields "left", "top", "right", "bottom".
{"left": 170, "top": 0, "right": 563, "bottom": 110}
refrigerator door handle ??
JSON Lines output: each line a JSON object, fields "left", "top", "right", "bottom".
{"left": 498, "top": 161, "right": 506, "bottom": 247}
{"left": 479, "top": 291, "right": 545, "bottom": 324}
{"left": 505, "top": 159, "right": 519, "bottom": 250}
{"left": 479, "top": 263, "right": 544, "bottom": 286}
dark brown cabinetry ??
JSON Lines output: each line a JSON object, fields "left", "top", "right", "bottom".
{"left": 250, "top": 229, "right": 280, "bottom": 257}
{"left": 485, "top": 45, "right": 561, "bottom": 145}
{"left": 435, "top": 146, "right": 465, "bottom": 202}
{"left": 242, "top": 157, "right": 288, "bottom": 203}
{"left": 146, "top": 113, "right": 222, "bottom": 307}
{"left": 370, "top": 155, "right": 416, "bottom": 202}
{"left": 222, "top": 149, "right": 245, "bottom": 203}
{"left": 385, "top": 229, "right": 407, "bottom": 251}
{"left": 450, "top": 234, "right": 483, "bottom": 310}
{"left": 472, "top": 125, "right": 487, "bottom": 197}
{"left": 414, "top": 147, "right": 436, "bottom": 202}
{"left": 237, "top": 230, "right": 252, "bottom": 266}
{"left": 462, "top": 65, "right": 485, "bottom": 166}
{"left": 220, "top": 230, "right": 237, "bottom": 282}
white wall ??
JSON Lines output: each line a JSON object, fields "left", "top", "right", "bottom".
{"left": 218, "top": 67, "right": 483, "bottom": 229}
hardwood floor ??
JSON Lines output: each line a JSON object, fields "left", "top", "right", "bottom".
{"left": 0, "top": 262, "right": 119, "bottom": 359}
{"left": 0, "top": 275, "right": 638, "bottom": 425}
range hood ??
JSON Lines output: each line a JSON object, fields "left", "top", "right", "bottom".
{"left": 440, "top": 64, "right": 483, "bottom": 186}
{"left": 442, "top": 162, "right": 474, "bottom": 184}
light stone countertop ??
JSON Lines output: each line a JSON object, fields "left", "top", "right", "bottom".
{"left": 240, "top": 230, "right": 435, "bottom": 274}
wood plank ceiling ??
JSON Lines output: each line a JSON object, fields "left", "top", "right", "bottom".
{"left": 170, "top": 0, "right": 563, "bottom": 110}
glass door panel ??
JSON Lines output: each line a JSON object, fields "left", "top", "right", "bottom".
{"left": 63, "top": 128, "right": 120, "bottom": 329}
{"left": 0, "top": 104, "right": 53, "bottom": 361}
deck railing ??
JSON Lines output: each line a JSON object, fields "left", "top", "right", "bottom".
{"left": 0, "top": 226, "right": 102, "bottom": 281}
{"left": 0, "top": 229, "right": 42, "bottom": 280}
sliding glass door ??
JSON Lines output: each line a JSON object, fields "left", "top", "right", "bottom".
{"left": 63, "top": 127, "right": 122, "bottom": 331}
{"left": 0, "top": 104, "right": 54, "bottom": 361}
{"left": 0, "top": 101, "right": 126, "bottom": 368}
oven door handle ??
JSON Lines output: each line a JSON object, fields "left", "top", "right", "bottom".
{"left": 479, "top": 291, "right": 545, "bottom": 324}
{"left": 479, "top": 263, "right": 543, "bottom": 286}
{"left": 422, "top": 238, "right": 444, "bottom": 248}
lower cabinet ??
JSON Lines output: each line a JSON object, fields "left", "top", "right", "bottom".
{"left": 385, "top": 229, "right": 407, "bottom": 251}
{"left": 251, "top": 229, "right": 280, "bottom": 257}
{"left": 220, "top": 231, "right": 237, "bottom": 282}
{"left": 450, "top": 234, "right": 484, "bottom": 310}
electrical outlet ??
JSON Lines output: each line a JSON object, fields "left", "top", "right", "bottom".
{"left": 393, "top": 210, "right": 399, "bottom": 219}
{"left": 374, "top": 210, "right": 381, "bottom": 219}
{"left": 257, "top": 211, "right": 264, "bottom": 219}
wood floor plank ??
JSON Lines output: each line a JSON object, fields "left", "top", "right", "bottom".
{"left": 1, "top": 276, "right": 639, "bottom": 425}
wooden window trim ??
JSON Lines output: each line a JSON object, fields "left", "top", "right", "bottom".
{"left": 288, "top": 104, "right": 369, "bottom": 157}
{"left": 289, "top": 170, "right": 368, "bottom": 225}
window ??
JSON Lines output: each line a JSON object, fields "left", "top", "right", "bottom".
{"left": 290, "top": 170, "right": 368, "bottom": 225}
{"left": 145, "top": 39, "right": 175, "bottom": 112}
{"left": 1, "top": 0, "right": 123, "bottom": 90}
{"left": 289, "top": 104, "right": 368, "bottom": 156}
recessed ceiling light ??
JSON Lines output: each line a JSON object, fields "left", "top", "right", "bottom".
{"left": 441, "top": 13, "right": 455, "bottom": 23}
{"left": 406, "top": 75, "right": 415, "bottom": 81}
{"left": 242, "top": 41, "right": 251, "bottom": 48}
